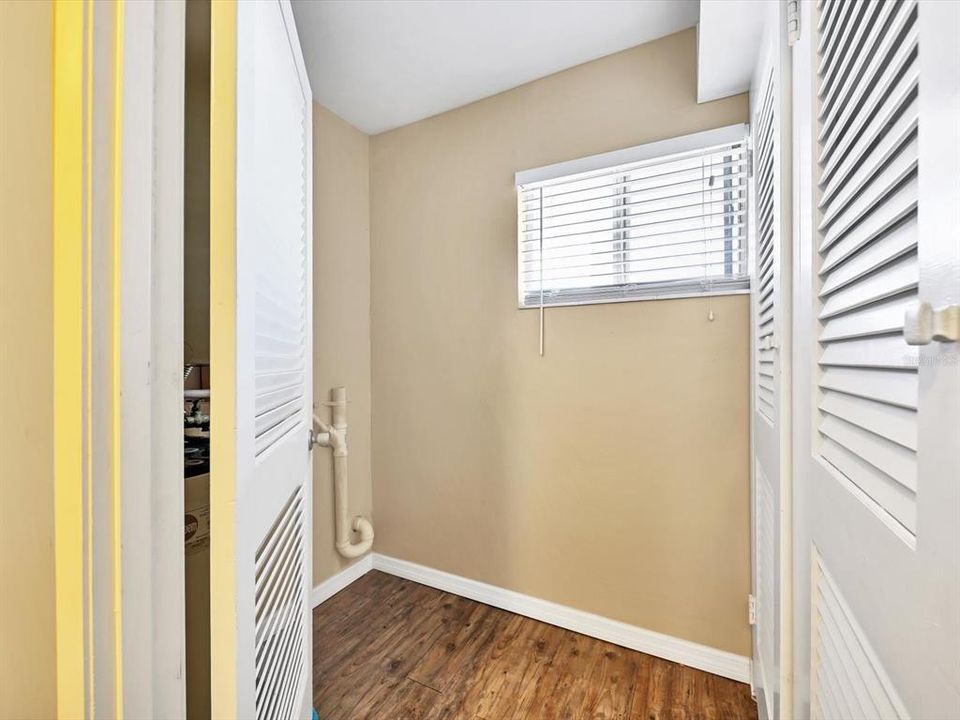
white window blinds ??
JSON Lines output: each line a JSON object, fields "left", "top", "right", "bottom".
{"left": 516, "top": 125, "right": 750, "bottom": 308}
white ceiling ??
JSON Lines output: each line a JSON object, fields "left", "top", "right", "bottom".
{"left": 696, "top": 0, "right": 765, "bottom": 103}
{"left": 291, "top": 0, "right": 699, "bottom": 135}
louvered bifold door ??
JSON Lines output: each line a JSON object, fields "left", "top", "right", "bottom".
{"left": 752, "top": 66, "right": 778, "bottom": 720}
{"left": 755, "top": 70, "right": 779, "bottom": 425}
{"left": 794, "top": 0, "right": 960, "bottom": 717}
{"left": 210, "top": 1, "right": 314, "bottom": 718}
{"left": 750, "top": 16, "right": 790, "bottom": 715}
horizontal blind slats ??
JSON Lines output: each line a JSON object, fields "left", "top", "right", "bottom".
{"left": 518, "top": 137, "right": 748, "bottom": 307}
{"left": 524, "top": 151, "right": 746, "bottom": 196}
{"left": 523, "top": 238, "right": 745, "bottom": 268}
{"left": 521, "top": 184, "right": 747, "bottom": 224}
{"left": 525, "top": 203, "right": 744, "bottom": 237}
{"left": 522, "top": 191, "right": 746, "bottom": 231}
{"left": 523, "top": 255, "right": 747, "bottom": 285}
{"left": 521, "top": 232, "right": 745, "bottom": 261}
{"left": 524, "top": 171, "right": 748, "bottom": 215}
{"left": 521, "top": 221, "right": 745, "bottom": 255}
{"left": 527, "top": 209, "right": 744, "bottom": 244}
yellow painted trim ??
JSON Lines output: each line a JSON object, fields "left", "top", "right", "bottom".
{"left": 53, "top": 0, "right": 87, "bottom": 716}
{"left": 210, "top": 0, "right": 238, "bottom": 716}
{"left": 111, "top": 1, "right": 125, "bottom": 716}
{"left": 82, "top": 0, "right": 95, "bottom": 711}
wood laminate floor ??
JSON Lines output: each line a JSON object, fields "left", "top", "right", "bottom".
{"left": 313, "top": 571, "right": 758, "bottom": 720}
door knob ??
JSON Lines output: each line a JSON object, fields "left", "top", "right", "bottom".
{"left": 903, "top": 302, "right": 960, "bottom": 345}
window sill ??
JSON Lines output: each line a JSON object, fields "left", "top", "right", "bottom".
{"left": 517, "top": 286, "right": 751, "bottom": 310}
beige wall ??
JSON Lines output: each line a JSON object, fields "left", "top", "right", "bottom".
{"left": 312, "top": 104, "right": 374, "bottom": 585}
{"left": 0, "top": 1, "right": 58, "bottom": 716}
{"left": 369, "top": 29, "right": 752, "bottom": 655}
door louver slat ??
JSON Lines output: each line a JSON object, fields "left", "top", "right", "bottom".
{"left": 254, "top": 89, "right": 308, "bottom": 458}
{"left": 819, "top": 294, "right": 911, "bottom": 342}
{"left": 817, "top": 0, "right": 856, "bottom": 69}
{"left": 254, "top": 486, "right": 306, "bottom": 720}
{"left": 816, "top": 0, "right": 919, "bottom": 537}
{"left": 819, "top": 181, "right": 917, "bottom": 276}
{"left": 818, "top": 1, "right": 916, "bottom": 151}
{"left": 819, "top": 136, "right": 917, "bottom": 245}
{"left": 756, "top": 464, "right": 776, "bottom": 695}
{"left": 817, "top": 1, "right": 883, "bottom": 102}
{"left": 754, "top": 70, "right": 777, "bottom": 424}
{"left": 819, "top": 366, "right": 917, "bottom": 410}
{"left": 819, "top": 218, "right": 916, "bottom": 295}
{"left": 811, "top": 552, "right": 908, "bottom": 719}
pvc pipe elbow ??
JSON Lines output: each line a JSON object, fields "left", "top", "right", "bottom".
{"left": 336, "top": 516, "right": 374, "bottom": 558}
{"left": 353, "top": 515, "right": 374, "bottom": 540}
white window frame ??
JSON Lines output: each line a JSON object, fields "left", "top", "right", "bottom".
{"left": 515, "top": 123, "right": 751, "bottom": 309}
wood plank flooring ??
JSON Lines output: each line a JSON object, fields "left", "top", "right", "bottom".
{"left": 313, "top": 571, "right": 758, "bottom": 720}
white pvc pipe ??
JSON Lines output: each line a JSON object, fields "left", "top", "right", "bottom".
{"left": 313, "top": 386, "right": 374, "bottom": 558}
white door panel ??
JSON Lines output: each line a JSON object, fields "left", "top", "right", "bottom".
{"left": 211, "top": 1, "right": 314, "bottom": 718}
{"left": 793, "top": 1, "right": 960, "bottom": 717}
{"left": 751, "top": 2, "right": 792, "bottom": 717}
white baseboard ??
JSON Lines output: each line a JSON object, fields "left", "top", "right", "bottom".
{"left": 310, "top": 554, "right": 373, "bottom": 608}
{"left": 310, "top": 552, "right": 750, "bottom": 683}
{"left": 372, "top": 553, "right": 751, "bottom": 684}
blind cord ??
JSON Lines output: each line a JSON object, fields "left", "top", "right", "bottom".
{"left": 539, "top": 186, "right": 545, "bottom": 356}
{"left": 702, "top": 155, "right": 715, "bottom": 321}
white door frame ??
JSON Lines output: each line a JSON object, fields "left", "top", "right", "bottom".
{"left": 130, "top": 1, "right": 187, "bottom": 715}
{"left": 52, "top": 1, "right": 187, "bottom": 715}
{"left": 117, "top": 0, "right": 187, "bottom": 715}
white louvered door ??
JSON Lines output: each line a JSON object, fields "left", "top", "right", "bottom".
{"left": 791, "top": 0, "right": 960, "bottom": 717}
{"left": 210, "top": 1, "right": 314, "bottom": 718}
{"left": 751, "top": 3, "right": 792, "bottom": 717}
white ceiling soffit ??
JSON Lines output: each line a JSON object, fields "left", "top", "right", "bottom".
{"left": 291, "top": 0, "right": 699, "bottom": 135}
{"left": 697, "top": 0, "right": 765, "bottom": 103}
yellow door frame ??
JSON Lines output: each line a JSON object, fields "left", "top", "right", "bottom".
{"left": 52, "top": 0, "right": 89, "bottom": 715}
{"left": 209, "top": 1, "right": 239, "bottom": 716}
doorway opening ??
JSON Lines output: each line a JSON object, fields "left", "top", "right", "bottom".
{"left": 183, "top": 0, "right": 212, "bottom": 716}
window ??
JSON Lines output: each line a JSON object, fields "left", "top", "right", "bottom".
{"left": 516, "top": 125, "right": 750, "bottom": 308}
